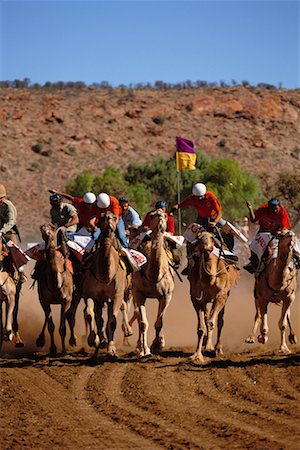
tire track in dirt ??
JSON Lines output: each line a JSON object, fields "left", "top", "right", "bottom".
{"left": 0, "top": 366, "right": 160, "bottom": 449}
{"left": 87, "top": 362, "right": 204, "bottom": 449}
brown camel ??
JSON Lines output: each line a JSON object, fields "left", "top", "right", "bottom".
{"left": 36, "top": 223, "right": 74, "bottom": 356}
{"left": 132, "top": 209, "right": 175, "bottom": 357}
{"left": 81, "top": 211, "right": 126, "bottom": 358}
{"left": 188, "top": 229, "right": 238, "bottom": 362}
{"left": 245, "top": 230, "right": 297, "bottom": 353}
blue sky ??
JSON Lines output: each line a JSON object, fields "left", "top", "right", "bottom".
{"left": 0, "top": 0, "right": 299, "bottom": 88}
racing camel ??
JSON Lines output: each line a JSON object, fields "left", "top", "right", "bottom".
{"left": 188, "top": 229, "right": 238, "bottom": 362}
{"left": 36, "top": 223, "right": 74, "bottom": 356}
{"left": 245, "top": 229, "right": 297, "bottom": 353}
{"left": 132, "top": 209, "right": 175, "bottom": 357}
{"left": 82, "top": 211, "right": 126, "bottom": 358}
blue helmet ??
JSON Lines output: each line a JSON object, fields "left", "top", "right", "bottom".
{"left": 155, "top": 200, "right": 167, "bottom": 209}
{"left": 50, "top": 193, "right": 62, "bottom": 204}
{"left": 268, "top": 198, "right": 280, "bottom": 207}
{"left": 119, "top": 196, "right": 129, "bottom": 204}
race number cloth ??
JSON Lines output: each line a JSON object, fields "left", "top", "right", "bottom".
{"left": 67, "top": 240, "right": 85, "bottom": 262}
{"left": 183, "top": 223, "right": 202, "bottom": 243}
{"left": 120, "top": 247, "right": 147, "bottom": 272}
{"left": 249, "top": 232, "right": 273, "bottom": 260}
{"left": 130, "top": 230, "right": 184, "bottom": 250}
{"left": 26, "top": 242, "right": 45, "bottom": 261}
{"left": 221, "top": 221, "right": 248, "bottom": 243}
{"left": 6, "top": 240, "right": 30, "bottom": 268}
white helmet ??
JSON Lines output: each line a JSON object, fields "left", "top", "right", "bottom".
{"left": 83, "top": 192, "right": 96, "bottom": 204}
{"left": 192, "top": 183, "right": 206, "bottom": 197}
{"left": 97, "top": 192, "right": 110, "bottom": 208}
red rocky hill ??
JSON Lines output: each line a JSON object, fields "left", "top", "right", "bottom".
{"left": 1, "top": 86, "right": 300, "bottom": 240}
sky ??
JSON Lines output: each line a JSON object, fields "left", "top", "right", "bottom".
{"left": 0, "top": 0, "right": 299, "bottom": 89}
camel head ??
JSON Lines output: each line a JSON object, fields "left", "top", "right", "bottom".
{"left": 149, "top": 209, "right": 168, "bottom": 234}
{"left": 277, "top": 229, "right": 295, "bottom": 258}
{"left": 99, "top": 211, "right": 118, "bottom": 233}
{"left": 40, "top": 223, "right": 56, "bottom": 245}
{"left": 196, "top": 230, "right": 215, "bottom": 254}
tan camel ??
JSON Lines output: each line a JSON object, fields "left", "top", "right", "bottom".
{"left": 188, "top": 229, "right": 238, "bottom": 363}
{"left": 245, "top": 230, "right": 297, "bottom": 353}
{"left": 0, "top": 271, "right": 16, "bottom": 350}
{"left": 0, "top": 237, "right": 24, "bottom": 348}
{"left": 36, "top": 223, "right": 74, "bottom": 356}
{"left": 81, "top": 211, "right": 126, "bottom": 358}
{"left": 132, "top": 209, "right": 175, "bottom": 357}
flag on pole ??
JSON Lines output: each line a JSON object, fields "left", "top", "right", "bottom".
{"left": 175, "top": 136, "right": 196, "bottom": 170}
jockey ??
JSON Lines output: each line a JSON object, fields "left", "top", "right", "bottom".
{"left": 119, "top": 196, "right": 142, "bottom": 237}
{"left": 0, "top": 183, "right": 27, "bottom": 282}
{"left": 244, "top": 198, "right": 291, "bottom": 273}
{"left": 95, "top": 193, "right": 128, "bottom": 248}
{"left": 49, "top": 189, "right": 99, "bottom": 232}
{"left": 49, "top": 193, "right": 79, "bottom": 235}
{"left": 172, "top": 183, "right": 231, "bottom": 275}
{"left": 142, "top": 200, "right": 175, "bottom": 235}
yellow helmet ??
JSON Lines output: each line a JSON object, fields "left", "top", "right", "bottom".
{"left": 0, "top": 184, "right": 7, "bottom": 197}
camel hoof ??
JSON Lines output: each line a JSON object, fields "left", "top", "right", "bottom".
{"left": 50, "top": 348, "right": 57, "bottom": 357}
{"left": 87, "top": 331, "right": 97, "bottom": 348}
{"left": 150, "top": 337, "right": 165, "bottom": 354}
{"left": 36, "top": 336, "right": 45, "bottom": 347}
{"left": 190, "top": 353, "right": 205, "bottom": 364}
{"left": 279, "top": 346, "right": 291, "bottom": 354}
{"left": 245, "top": 336, "right": 256, "bottom": 344}
{"left": 15, "top": 341, "right": 25, "bottom": 348}
{"left": 3, "top": 330, "right": 13, "bottom": 342}
{"left": 69, "top": 336, "right": 77, "bottom": 347}
{"left": 258, "top": 334, "right": 268, "bottom": 344}
{"left": 106, "top": 352, "right": 119, "bottom": 361}
{"left": 124, "top": 330, "right": 133, "bottom": 338}
{"left": 288, "top": 334, "right": 297, "bottom": 345}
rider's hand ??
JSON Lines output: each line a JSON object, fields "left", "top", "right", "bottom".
{"left": 48, "top": 189, "right": 56, "bottom": 194}
{"left": 208, "top": 221, "right": 216, "bottom": 228}
{"left": 171, "top": 205, "right": 178, "bottom": 213}
{"left": 246, "top": 200, "right": 252, "bottom": 209}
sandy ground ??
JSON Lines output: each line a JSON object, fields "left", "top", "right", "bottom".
{"left": 1, "top": 261, "right": 300, "bottom": 449}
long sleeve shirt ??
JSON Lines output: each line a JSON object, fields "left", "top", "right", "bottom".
{"left": 0, "top": 199, "right": 17, "bottom": 234}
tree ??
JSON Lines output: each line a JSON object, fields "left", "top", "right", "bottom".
{"left": 273, "top": 173, "right": 300, "bottom": 227}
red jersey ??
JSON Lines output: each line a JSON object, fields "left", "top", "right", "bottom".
{"left": 143, "top": 211, "right": 175, "bottom": 234}
{"left": 255, "top": 204, "right": 291, "bottom": 233}
{"left": 178, "top": 192, "right": 221, "bottom": 218}
{"left": 71, "top": 197, "right": 99, "bottom": 228}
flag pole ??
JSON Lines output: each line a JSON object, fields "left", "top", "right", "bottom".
{"left": 176, "top": 169, "right": 182, "bottom": 235}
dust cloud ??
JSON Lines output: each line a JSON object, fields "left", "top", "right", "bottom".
{"left": 1, "top": 260, "right": 300, "bottom": 357}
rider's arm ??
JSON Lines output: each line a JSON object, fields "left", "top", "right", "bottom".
{"left": 49, "top": 189, "right": 74, "bottom": 203}
{"left": 246, "top": 201, "right": 257, "bottom": 223}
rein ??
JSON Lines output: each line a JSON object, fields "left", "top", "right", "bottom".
{"left": 200, "top": 253, "right": 227, "bottom": 277}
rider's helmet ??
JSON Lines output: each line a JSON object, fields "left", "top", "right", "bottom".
{"left": 155, "top": 200, "right": 167, "bottom": 209}
{"left": 0, "top": 184, "right": 7, "bottom": 197}
{"left": 119, "top": 196, "right": 129, "bottom": 205}
{"left": 83, "top": 192, "right": 96, "bottom": 204}
{"left": 268, "top": 198, "right": 280, "bottom": 207}
{"left": 97, "top": 193, "right": 110, "bottom": 209}
{"left": 49, "top": 193, "right": 63, "bottom": 204}
{"left": 192, "top": 183, "right": 206, "bottom": 197}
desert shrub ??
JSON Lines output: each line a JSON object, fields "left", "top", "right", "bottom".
{"left": 31, "top": 143, "right": 43, "bottom": 154}
{"left": 152, "top": 115, "right": 168, "bottom": 125}
{"left": 65, "top": 170, "right": 95, "bottom": 197}
{"left": 272, "top": 173, "right": 300, "bottom": 227}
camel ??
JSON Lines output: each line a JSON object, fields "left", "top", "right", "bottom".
{"left": 0, "top": 271, "right": 16, "bottom": 350}
{"left": 81, "top": 211, "right": 126, "bottom": 358}
{"left": 0, "top": 237, "right": 24, "bottom": 348}
{"left": 36, "top": 223, "right": 74, "bottom": 356}
{"left": 188, "top": 229, "right": 238, "bottom": 363}
{"left": 245, "top": 230, "right": 297, "bottom": 353}
{"left": 132, "top": 209, "right": 175, "bottom": 357}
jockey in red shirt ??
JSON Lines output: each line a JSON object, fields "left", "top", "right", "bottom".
{"left": 95, "top": 193, "right": 128, "bottom": 248}
{"left": 244, "top": 197, "right": 291, "bottom": 273}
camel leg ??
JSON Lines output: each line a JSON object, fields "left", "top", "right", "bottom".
{"left": 121, "top": 299, "right": 133, "bottom": 342}
{"left": 59, "top": 304, "right": 68, "bottom": 355}
{"left": 47, "top": 311, "right": 57, "bottom": 357}
{"left": 205, "top": 294, "right": 227, "bottom": 353}
{"left": 190, "top": 297, "right": 206, "bottom": 363}
{"left": 12, "top": 283, "right": 24, "bottom": 348}
{"left": 245, "top": 297, "right": 261, "bottom": 344}
{"left": 257, "top": 300, "right": 269, "bottom": 345}
{"left": 151, "top": 294, "right": 172, "bottom": 354}
{"left": 278, "top": 301, "right": 294, "bottom": 354}
{"left": 66, "top": 292, "right": 81, "bottom": 347}
{"left": 0, "top": 299, "right": 3, "bottom": 351}
{"left": 3, "top": 294, "right": 15, "bottom": 342}
{"left": 86, "top": 297, "right": 100, "bottom": 348}
{"left": 95, "top": 301, "right": 107, "bottom": 349}
{"left": 287, "top": 314, "right": 297, "bottom": 345}
{"left": 106, "top": 299, "right": 119, "bottom": 358}
{"left": 134, "top": 289, "right": 151, "bottom": 357}
{"left": 36, "top": 303, "right": 50, "bottom": 348}
{"left": 215, "top": 306, "right": 225, "bottom": 356}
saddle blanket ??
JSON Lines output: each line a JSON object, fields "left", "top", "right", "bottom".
{"left": 6, "top": 240, "right": 30, "bottom": 268}
{"left": 249, "top": 232, "right": 274, "bottom": 260}
{"left": 130, "top": 230, "right": 184, "bottom": 250}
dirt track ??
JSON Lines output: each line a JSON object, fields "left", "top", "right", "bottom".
{"left": 1, "top": 269, "right": 300, "bottom": 449}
